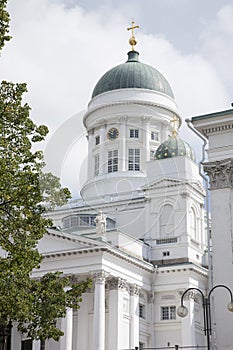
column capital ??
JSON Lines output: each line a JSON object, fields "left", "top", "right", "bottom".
{"left": 92, "top": 270, "right": 109, "bottom": 284}
{"left": 108, "top": 277, "right": 127, "bottom": 290}
{"left": 204, "top": 158, "right": 233, "bottom": 189}
{"left": 129, "top": 284, "right": 140, "bottom": 296}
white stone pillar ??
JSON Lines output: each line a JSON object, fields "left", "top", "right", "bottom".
{"left": 129, "top": 284, "right": 140, "bottom": 349}
{"left": 93, "top": 270, "right": 107, "bottom": 350}
{"left": 108, "top": 277, "right": 126, "bottom": 350}
{"left": 181, "top": 298, "right": 196, "bottom": 347}
{"left": 204, "top": 160, "right": 233, "bottom": 350}
{"left": 60, "top": 307, "right": 73, "bottom": 350}
{"left": 99, "top": 125, "right": 106, "bottom": 175}
{"left": 11, "top": 324, "right": 22, "bottom": 350}
{"left": 32, "top": 340, "right": 40, "bottom": 350}
{"left": 142, "top": 117, "right": 151, "bottom": 165}
{"left": 87, "top": 129, "right": 94, "bottom": 179}
{"left": 119, "top": 116, "right": 127, "bottom": 172}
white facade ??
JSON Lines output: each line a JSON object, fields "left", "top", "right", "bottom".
{"left": 15, "top": 50, "right": 211, "bottom": 350}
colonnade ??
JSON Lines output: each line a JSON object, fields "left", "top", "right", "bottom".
{"left": 35, "top": 271, "right": 141, "bottom": 350}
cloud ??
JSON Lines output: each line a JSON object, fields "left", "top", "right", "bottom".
{"left": 200, "top": 4, "right": 233, "bottom": 96}
{"left": 0, "top": 0, "right": 231, "bottom": 196}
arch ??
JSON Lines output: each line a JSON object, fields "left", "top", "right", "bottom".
{"left": 159, "top": 204, "right": 175, "bottom": 237}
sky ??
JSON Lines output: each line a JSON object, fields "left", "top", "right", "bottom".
{"left": 1, "top": 0, "right": 233, "bottom": 197}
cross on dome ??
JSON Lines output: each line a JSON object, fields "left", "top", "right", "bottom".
{"left": 127, "top": 20, "right": 139, "bottom": 51}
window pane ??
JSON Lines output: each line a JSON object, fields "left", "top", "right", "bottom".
{"left": 128, "top": 149, "right": 140, "bottom": 171}
{"left": 108, "top": 150, "right": 118, "bottom": 173}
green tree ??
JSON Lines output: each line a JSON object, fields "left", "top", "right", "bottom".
{"left": 0, "top": 0, "right": 11, "bottom": 52}
{"left": 0, "top": 2, "right": 91, "bottom": 349}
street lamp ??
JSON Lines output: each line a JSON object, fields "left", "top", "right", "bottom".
{"left": 177, "top": 284, "right": 233, "bottom": 350}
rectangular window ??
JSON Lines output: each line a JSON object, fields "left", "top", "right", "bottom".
{"left": 162, "top": 251, "right": 170, "bottom": 257}
{"left": 95, "top": 135, "right": 100, "bottom": 145}
{"left": 94, "top": 154, "right": 99, "bottom": 176}
{"left": 151, "top": 131, "right": 159, "bottom": 141}
{"left": 161, "top": 306, "right": 176, "bottom": 320}
{"left": 108, "top": 150, "right": 118, "bottom": 173}
{"left": 128, "top": 149, "right": 140, "bottom": 171}
{"left": 130, "top": 129, "right": 139, "bottom": 138}
{"left": 139, "top": 303, "right": 145, "bottom": 319}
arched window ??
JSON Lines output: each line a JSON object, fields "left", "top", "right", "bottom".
{"left": 160, "top": 204, "right": 175, "bottom": 237}
{"left": 190, "top": 207, "right": 197, "bottom": 240}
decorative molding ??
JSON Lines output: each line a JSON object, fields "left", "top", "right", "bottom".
{"left": 204, "top": 159, "right": 233, "bottom": 189}
{"left": 201, "top": 123, "right": 233, "bottom": 136}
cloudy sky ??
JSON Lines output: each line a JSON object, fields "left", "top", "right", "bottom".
{"left": 1, "top": 0, "right": 233, "bottom": 196}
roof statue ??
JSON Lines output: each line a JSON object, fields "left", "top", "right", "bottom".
{"left": 94, "top": 211, "right": 107, "bottom": 239}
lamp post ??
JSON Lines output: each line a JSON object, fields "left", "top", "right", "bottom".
{"left": 177, "top": 284, "right": 233, "bottom": 350}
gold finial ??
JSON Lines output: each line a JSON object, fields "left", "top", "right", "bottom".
{"left": 127, "top": 20, "right": 139, "bottom": 51}
{"left": 170, "top": 116, "right": 180, "bottom": 137}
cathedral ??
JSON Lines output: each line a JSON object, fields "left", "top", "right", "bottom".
{"left": 13, "top": 23, "right": 233, "bottom": 350}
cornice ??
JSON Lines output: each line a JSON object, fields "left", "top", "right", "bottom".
{"left": 156, "top": 263, "right": 208, "bottom": 278}
{"left": 83, "top": 100, "right": 180, "bottom": 128}
{"left": 42, "top": 244, "right": 155, "bottom": 273}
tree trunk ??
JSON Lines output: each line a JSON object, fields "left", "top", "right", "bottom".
{"left": 40, "top": 340, "right": 45, "bottom": 350}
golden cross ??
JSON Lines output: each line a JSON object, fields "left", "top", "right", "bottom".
{"left": 127, "top": 20, "right": 139, "bottom": 50}
{"left": 170, "top": 116, "right": 180, "bottom": 137}
{"left": 127, "top": 20, "right": 139, "bottom": 37}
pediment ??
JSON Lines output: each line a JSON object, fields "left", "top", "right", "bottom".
{"left": 142, "top": 177, "right": 183, "bottom": 190}
{"left": 142, "top": 177, "right": 205, "bottom": 195}
{"left": 38, "top": 228, "right": 100, "bottom": 255}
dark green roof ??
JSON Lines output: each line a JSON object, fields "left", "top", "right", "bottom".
{"left": 92, "top": 51, "right": 174, "bottom": 98}
{"left": 155, "top": 135, "right": 195, "bottom": 161}
{"left": 191, "top": 108, "right": 233, "bottom": 121}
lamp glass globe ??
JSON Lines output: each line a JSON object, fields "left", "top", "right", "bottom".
{"left": 177, "top": 305, "right": 188, "bottom": 318}
{"left": 227, "top": 301, "right": 233, "bottom": 312}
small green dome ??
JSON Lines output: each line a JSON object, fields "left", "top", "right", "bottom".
{"left": 92, "top": 51, "right": 174, "bottom": 98}
{"left": 155, "top": 135, "right": 195, "bottom": 161}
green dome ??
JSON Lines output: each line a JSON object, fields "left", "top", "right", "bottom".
{"left": 155, "top": 135, "right": 195, "bottom": 161}
{"left": 92, "top": 51, "right": 174, "bottom": 98}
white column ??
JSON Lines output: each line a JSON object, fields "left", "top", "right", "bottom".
{"left": 142, "top": 117, "right": 151, "bottom": 165}
{"left": 204, "top": 161, "right": 233, "bottom": 350}
{"left": 87, "top": 129, "right": 94, "bottom": 180}
{"left": 119, "top": 116, "right": 127, "bottom": 172}
{"left": 32, "top": 340, "right": 40, "bottom": 350}
{"left": 60, "top": 307, "right": 73, "bottom": 350}
{"left": 108, "top": 277, "right": 126, "bottom": 350}
{"left": 93, "top": 271, "right": 107, "bottom": 350}
{"left": 130, "top": 284, "right": 140, "bottom": 349}
{"left": 11, "top": 324, "right": 22, "bottom": 350}
{"left": 181, "top": 298, "right": 196, "bottom": 346}
{"left": 99, "top": 125, "right": 106, "bottom": 175}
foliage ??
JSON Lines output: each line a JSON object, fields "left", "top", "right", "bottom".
{"left": 0, "top": 0, "right": 11, "bottom": 52}
{"left": 18, "top": 273, "right": 91, "bottom": 341}
{"left": 0, "top": 6, "right": 90, "bottom": 342}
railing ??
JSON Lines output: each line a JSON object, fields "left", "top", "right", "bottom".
{"left": 156, "top": 237, "right": 178, "bottom": 245}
